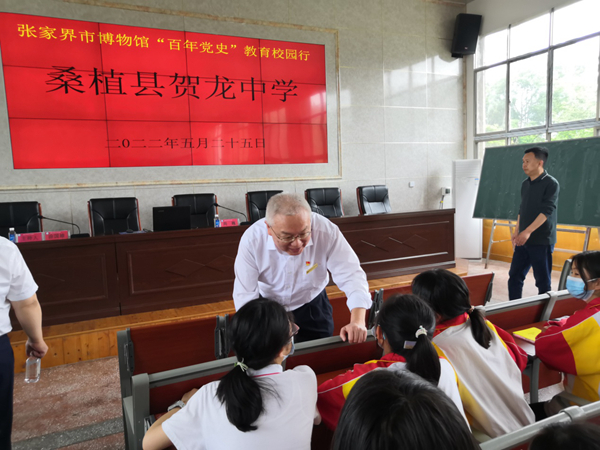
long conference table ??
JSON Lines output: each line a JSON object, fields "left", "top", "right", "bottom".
{"left": 14, "top": 209, "right": 455, "bottom": 327}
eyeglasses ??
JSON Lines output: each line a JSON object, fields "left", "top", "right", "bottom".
{"left": 270, "top": 228, "right": 311, "bottom": 243}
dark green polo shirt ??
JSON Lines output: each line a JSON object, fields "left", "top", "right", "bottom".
{"left": 519, "top": 171, "right": 560, "bottom": 246}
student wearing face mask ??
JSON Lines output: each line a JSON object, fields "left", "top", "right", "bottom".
{"left": 143, "top": 298, "right": 318, "bottom": 450}
{"left": 536, "top": 251, "right": 600, "bottom": 413}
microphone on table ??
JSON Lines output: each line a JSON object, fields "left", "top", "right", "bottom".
{"left": 37, "top": 215, "right": 90, "bottom": 238}
{"left": 213, "top": 203, "right": 250, "bottom": 225}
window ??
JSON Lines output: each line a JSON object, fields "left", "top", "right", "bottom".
{"left": 509, "top": 14, "right": 550, "bottom": 58}
{"left": 474, "top": 0, "right": 600, "bottom": 154}
{"left": 476, "top": 65, "right": 506, "bottom": 134}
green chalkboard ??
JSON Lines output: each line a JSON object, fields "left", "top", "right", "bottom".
{"left": 473, "top": 137, "right": 600, "bottom": 227}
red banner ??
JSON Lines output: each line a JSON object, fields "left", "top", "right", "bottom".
{"left": 0, "top": 13, "right": 328, "bottom": 169}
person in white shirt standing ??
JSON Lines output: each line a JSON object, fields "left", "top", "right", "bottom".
{"left": 233, "top": 193, "right": 371, "bottom": 343}
{"left": 0, "top": 236, "right": 48, "bottom": 449}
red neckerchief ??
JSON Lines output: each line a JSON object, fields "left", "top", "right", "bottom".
{"left": 433, "top": 312, "right": 469, "bottom": 337}
{"left": 586, "top": 297, "right": 600, "bottom": 311}
{"left": 378, "top": 353, "right": 407, "bottom": 364}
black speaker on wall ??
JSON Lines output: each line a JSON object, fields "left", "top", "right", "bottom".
{"left": 451, "top": 13, "right": 482, "bottom": 58}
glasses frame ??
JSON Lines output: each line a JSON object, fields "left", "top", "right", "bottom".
{"left": 270, "top": 227, "right": 312, "bottom": 244}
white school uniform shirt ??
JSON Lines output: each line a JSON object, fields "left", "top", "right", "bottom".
{"left": 0, "top": 237, "right": 38, "bottom": 336}
{"left": 233, "top": 212, "right": 371, "bottom": 312}
{"left": 388, "top": 359, "right": 470, "bottom": 427}
{"left": 433, "top": 319, "right": 535, "bottom": 438}
{"left": 162, "top": 364, "right": 318, "bottom": 450}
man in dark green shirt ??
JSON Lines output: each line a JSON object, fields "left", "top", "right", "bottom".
{"left": 508, "top": 146, "right": 560, "bottom": 300}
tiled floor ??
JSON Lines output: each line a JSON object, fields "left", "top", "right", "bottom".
{"left": 10, "top": 259, "right": 563, "bottom": 449}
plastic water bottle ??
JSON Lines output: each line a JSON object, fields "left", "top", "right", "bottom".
{"left": 25, "top": 356, "right": 41, "bottom": 383}
{"left": 8, "top": 227, "right": 17, "bottom": 243}
{"left": 214, "top": 214, "right": 220, "bottom": 228}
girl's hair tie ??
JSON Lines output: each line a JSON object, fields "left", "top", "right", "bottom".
{"left": 415, "top": 325, "right": 428, "bottom": 338}
{"left": 234, "top": 359, "right": 249, "bottom": 373}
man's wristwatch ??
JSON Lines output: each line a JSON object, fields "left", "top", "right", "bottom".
{"left": 167, "top": 400, "right": 186, "bottom": 412}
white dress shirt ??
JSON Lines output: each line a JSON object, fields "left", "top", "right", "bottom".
{"left": 0, "top": 237, "right": 38, "bottom": 336}
{"left": 162, "top": 364, "right": 318, "bottom": 450}
{"left": 233, "top": 213, "right": 371, "bottom": 312}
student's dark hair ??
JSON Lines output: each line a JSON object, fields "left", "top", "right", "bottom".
{"left": 216, "top": 298, "right": 292, "bottom": 432}
{"left": 529, "top": 422, "right": 600, "bottom": 450}
{"left": 376, "top": 294, "right": 441, "bottom": 384}
{"left": 412, "top": 269, "right": 492, "bottom": 349}
{"left": 332, "top": 370, "right": 479, "bottom": 450}
{"left": 572, "top": 251, "right": 600, "bottom": 292}
{"left": 524, "top": 146, "right": 549, "bottom": 165}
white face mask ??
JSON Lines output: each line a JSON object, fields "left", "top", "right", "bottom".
{"left": 566, "top": 276, "right": 595, "bottom": 301}
{"left": 282, "top": 337, "right": 295, "bottom": 361}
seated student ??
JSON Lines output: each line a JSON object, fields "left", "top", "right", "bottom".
{"left": 317, "top": 294, "right": 466, "bottom": 430}
{"left": 529, "top": 422, "right": 600, "bottom": 450}
{"left": 143, "top": 298, "right": 318, "bottom": 450}
{"left": 332, "top": 369, "right": 479, "bottom": 450}
{"left": 536, "top": 251, "right": 600, "bottom": 412}
{"left": 412, "top": 269, "right": 534, "bottom": 438}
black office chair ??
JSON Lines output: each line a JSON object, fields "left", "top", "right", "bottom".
{"left": 305, "top": 188, "right": 344, "bottom": 218}
{"left": 88, "top": 198, "right": 141, "bottom": 236}
{"left": 0, "top": 202, "right": 43, "bottom": 238}
{"left": 357, "top": 185, "right": 392, "bottom": 215}
{"left": 246, "top": 190, "right": 283, "bottom": 223}
{"left": 172, "top": 194, "right": 217, "bottom": 229}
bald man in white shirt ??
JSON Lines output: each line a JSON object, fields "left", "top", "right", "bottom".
{"left": 233, "top": 193, "right": 371, "bottom": 343}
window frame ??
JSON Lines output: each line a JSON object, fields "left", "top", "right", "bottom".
{"left": 473, "top": 5, "right": 600, "bottom": 154}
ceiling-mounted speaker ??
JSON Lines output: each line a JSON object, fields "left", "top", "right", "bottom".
{"left": 451, "top": 13, "right": 482, "bottom": 58}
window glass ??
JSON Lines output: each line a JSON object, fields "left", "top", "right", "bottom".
{"left": 552, "top": 37, "right": 599, "bottom": 124}
{"left": 510, "top": 14, "right": 550, "bottom": 57}
{"left": 551, "top": 129, "right": 594, "bottom": 140}
{"left": 476, "top": 65, "right": 506, "bottom": 134}
{"left": 476, "top": 29, "right": 508, "bottom": 68}
{"left": 553, "top": 0, "right": 600, "bottom": 45}
{"left": 509, "top": 54, "right": 548, "bottom": 130}
{"left": 509, "top": 135, "right": 546, "bottom": 145}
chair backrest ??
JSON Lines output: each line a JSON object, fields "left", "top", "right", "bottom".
{"left": 479, "top": 406, "right": 577, "bottom": 450}
{"left": 484, "top": 295, "right": 548, "bottom": 330}
{"left": 245, "top": 190, "right": 283, "bottom": 223}
{"left": 356, "top": 185, "right": 391, "bottom": 215}
{"left": 0, "top": 201, "right": 42, "bottom": 237}
{"left": 285, "top": 335, "right": 381, "bottom": 376}
{"left": 305, "top": 188, "right": 344, "bottom": 218}
{"left": 130, "top": 316, "right": 220, "bottom": 376}
{"left": 172, "top": 193, "right": 217, "bottom": 229}
{"left": 463, "top": 272, "right": 495, "bottom": 306}
{"left": 116, "top": 315, "right": 223, "bottom": 401}
{"left": 88, "top": 197, "right": 141, "bottom": 236}
{"left": 558, "top": 258, "right": 572, "bottom": 290}
{"left": 380, "top": 273, "right": 494, "bottom": 306}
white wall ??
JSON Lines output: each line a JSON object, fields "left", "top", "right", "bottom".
{"left": 0, "top": 0, "right": 466, "bottom": 232}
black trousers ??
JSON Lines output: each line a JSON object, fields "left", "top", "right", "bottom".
{"left": 291, "top": 289, "right": 334, "bottom": 343}
{"left": 0, "top": 334, "right": 14, "bottom": 450}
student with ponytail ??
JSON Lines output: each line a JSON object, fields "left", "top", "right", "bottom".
{"left": 317, "top": 294, "right": 466, "bottom": 430}
{"left": 412, "top": 269, "right": 534, "bottom": 438}
{"left": 143, "top": 298, "right": 318, "bottom": 450}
